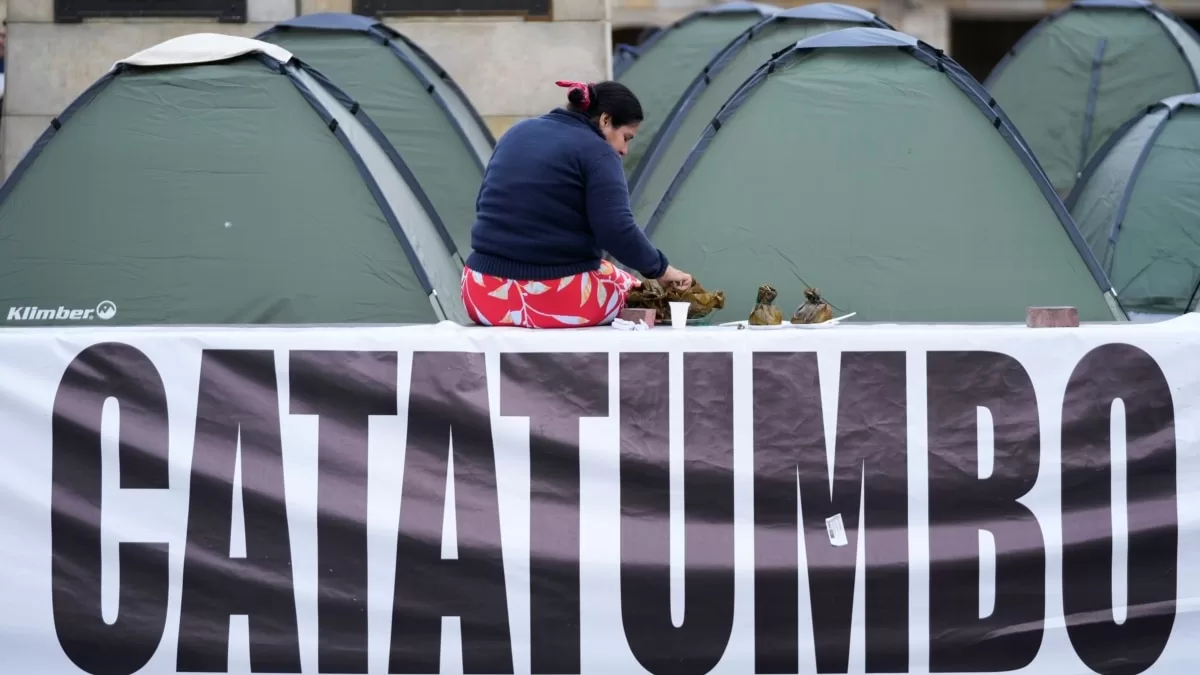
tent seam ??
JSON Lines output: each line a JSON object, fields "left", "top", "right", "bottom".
{"left": 1077, "top": 38, "right": 1107, "bottom": 177}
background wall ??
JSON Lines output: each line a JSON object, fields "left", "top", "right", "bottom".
{"left": 0, "top": 0, "right": 611, "bottom": 177}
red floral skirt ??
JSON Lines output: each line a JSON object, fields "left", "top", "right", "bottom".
{"left": 460, "top": 261, "right": 640, "bottom": 328}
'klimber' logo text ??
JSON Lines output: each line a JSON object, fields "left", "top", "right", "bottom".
{"left": 6, "top": 301, "right": 117, "bottom": 322}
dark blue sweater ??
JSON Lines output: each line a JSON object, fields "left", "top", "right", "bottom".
{"left": 466, "top": 109, "right": 669, "bottom": 281}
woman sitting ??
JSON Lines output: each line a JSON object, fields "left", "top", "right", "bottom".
{"left": 461, "top": 79, "right": 693, "bottom": 328}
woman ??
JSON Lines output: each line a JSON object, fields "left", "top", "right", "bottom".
{"left": 461, "top": 79, "right": 693, "bottom": 328}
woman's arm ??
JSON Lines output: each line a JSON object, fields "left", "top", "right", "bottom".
{"left": 583, "top": 149, "right": 669, "bottom": 279}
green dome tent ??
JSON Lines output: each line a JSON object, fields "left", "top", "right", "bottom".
{"left": 1065, "top": 93, "right": 1200, "bottom": 319}
{"left": 0, "top": 34, "right": 467, "bottom": 327}
{"left": 615, "top": 1, "right": 779, "bottom": 175}
{"left": 257, "top": 13, "right": 493, "bottom": 254}
{"left": 984, "top": 0, "right": 1200, "bottom": 197}
{"left": 645, "top": 27, "right": 1124, "bottom": 323}
{"left": 628, "top": 3, "right": 891, "bottom": 224}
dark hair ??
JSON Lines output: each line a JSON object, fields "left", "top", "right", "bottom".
{"left": 566, "top": 81, "right": 644, "bottom": 128}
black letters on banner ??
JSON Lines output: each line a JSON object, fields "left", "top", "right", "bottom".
{"left": 1061, "top": 344, "right": 1178, "bottom": 675}
{"left": 618, "top": 352, "right": 736, "bottom": 675}
{"left": 290, "top": 351, "right": 399, "bottom": 674}
{"left": 51, "top": 343, "right": 171, "bottom": 675}
{"left": 176, "top": 350, "right": 301, "bottom": 672}
{"left": 752, "top": 352, "right": 908, "bottom": 674}
{"left": 500, "top": 353, "right": 609, "bottom": 674}
{"left": 926, "top": 351, "right": 1046, "bottom": 672}
{"left": 390, "top": 352, "right": 513, "bottom": 674}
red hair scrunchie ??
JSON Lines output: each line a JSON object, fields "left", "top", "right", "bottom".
{"left": 556, "top": 80, "right": 592, "bottom": 111}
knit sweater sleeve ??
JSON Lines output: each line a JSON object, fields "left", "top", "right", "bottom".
{"left": 582, "top": 148, "right": 669, "bottom": 279}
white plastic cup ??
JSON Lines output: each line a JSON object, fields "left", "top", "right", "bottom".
{"left": 669, "top": 302, "right": 690, "bottom": 329}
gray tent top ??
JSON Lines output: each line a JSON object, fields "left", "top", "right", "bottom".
{"left": 259, "top": 12, "right": 495, "bottom": 159}
{"left": 628, "top": 2, "right": 893, "bottom": 197}
{"left": 646, "top": 27, "right": 1121, "bottom": 315}
{"left": 1161, "top": 91, "right": 1200, "bottom": 106}
{"left": 784, "top": 24, "right": 910, "bottom": 49}
{"left": 612, "top": 1, "right": 780, "bottom": 78}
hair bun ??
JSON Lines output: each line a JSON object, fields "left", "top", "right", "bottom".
{"left": 556, "top": 79, "right": 593, "bottom": 111}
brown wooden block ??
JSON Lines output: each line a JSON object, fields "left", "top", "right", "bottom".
{"left": 1026, "top": 306, "right": 1080, "bottom": 328}
{"left": 618, "top": 308, "right": 657, "bottom": 327}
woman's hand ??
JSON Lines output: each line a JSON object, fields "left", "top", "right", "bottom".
{"left": 657, "top": 265, "right": 693, "bottom": 291}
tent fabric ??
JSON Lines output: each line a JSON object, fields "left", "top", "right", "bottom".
{"left": 0, "top": 34, "right": 467, "bottom": 326}
{"left": 1066, "top": 94, "right": 1200, "bottom": 316}
{"left": 615, "top": 2, "right": 779, "bottom": 175}
{"left": 258, "top": 15, "right": 489, "bottom": 255}
{"left": 644, "top": 27, "right": 1123, "bottom": 323}
{"left": 984, "top": 0, "right": 1200, "bottom": 196}
{"left": 628, "top": 4, "right": 891, "bottom": 224}
{"left": 264, "top": 13, "right": 494, "bottom": 164}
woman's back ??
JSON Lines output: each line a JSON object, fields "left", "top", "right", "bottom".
{"left": 470, "top": 109, "right": 615, "bottom": 275}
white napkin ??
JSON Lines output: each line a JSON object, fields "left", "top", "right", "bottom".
{"left": 611, "top": 318, "right": 649, "bottom": 331}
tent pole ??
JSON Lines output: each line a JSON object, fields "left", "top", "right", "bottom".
{"left": 1104, "top": 291, "right": 1128, "bottom": 321}
{"left": 1187, "top": 279, "right": 1200, "bottom": 313}
{"left": 1105, "top": 111, "right": 1172, "bottom": 274}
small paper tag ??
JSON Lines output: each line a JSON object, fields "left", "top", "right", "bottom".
{"left": 825, "top": 514, "right": 848, "bottom": 547}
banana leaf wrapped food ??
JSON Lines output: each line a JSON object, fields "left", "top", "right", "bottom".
{"left": 791, "top": 287, "right": 834, "bottom": 324}
{"left": 748, "top": 284, "right": 783, "bottom": 326}
{"left": 625, "top": 279, "right": 725, "bottom": 319}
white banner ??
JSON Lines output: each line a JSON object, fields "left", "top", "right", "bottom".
{"left": 0, "top": 316, "right": 1196, "bottom": 675}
